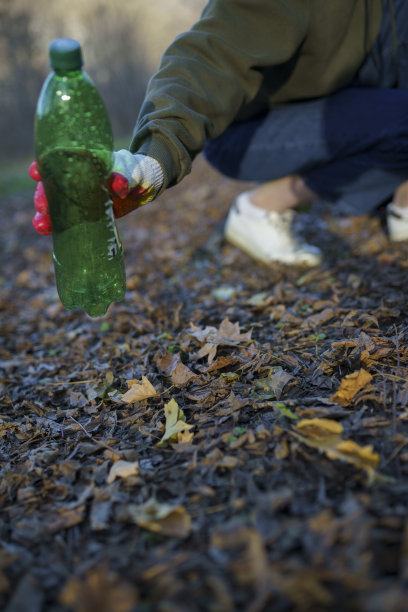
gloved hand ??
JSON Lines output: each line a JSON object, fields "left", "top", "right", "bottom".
{"left": 29, "top": 149, "right": 164, "bottom": 235}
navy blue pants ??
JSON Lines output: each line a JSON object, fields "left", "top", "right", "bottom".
{"left": 204, "top": 0, "right": 408, "bottom": 215}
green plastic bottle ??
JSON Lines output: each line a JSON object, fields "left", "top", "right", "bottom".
{"left": 34, "top": 38, "right": 126, "bottom": 317}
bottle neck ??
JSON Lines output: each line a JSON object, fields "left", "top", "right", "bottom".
{"left": 53, "top": 68, "right": 82, "bottom": 78}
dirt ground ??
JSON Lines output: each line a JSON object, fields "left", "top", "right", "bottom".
{"left": 1, "top": 156, "right": 408, "bottom": 611}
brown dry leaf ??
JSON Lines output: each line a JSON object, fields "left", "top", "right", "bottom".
{"left": 120, "top": 376, "right": 157, "bottom": 404}
{"left": 360, "top": 336, "right": 395, "bottom": 367}
{"left": 159, "top": 353, "right": 196, "bottom": 386}
{"left": 157, "top": 398, "right": 193, "bottom": 447}
{"left": 269, "top": 369, "right": 294, "bottom": 400}
{"left": 107, "top": 460, "right": 139, "bottom": 484}
{"left": 331, "top": 369, "right": 373, "bottom": 406}
{"left": 302, "top": 307, "right": 336, "bottom": 328}
{"left": 207, "top": 355, "right": 237, "bottom": 372}
{"left": 197, "top": 342, "right": 218, "bottom": 364}
{"left": 59, "top": 564, "right": 138, "bottom": 612}
{"left": 320, "top": 332, "right": 393, "bottom": 375}
{"left": 171, "top": 362, "right": 197, "bottom": 386}
{"left": 202, "top": 447, "right": 242, "bottom": 469}
{"left": 158, "top": 353, "right": 179, "bottom": 372}
{"left": 253, "top": 368, "right": 293, "bottom": 400}
{"left": 126, "top": 499, "right": 192, "bottom": 538}
{"left": 188, "top": 317, "right": 252, "bottom": 364}
{"left": 48, "top": 505, "right": 86, "bottom": 533}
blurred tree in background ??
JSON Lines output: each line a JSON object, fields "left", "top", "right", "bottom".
{"left": 0, "top": 0, "right": 206, "bottom": 164}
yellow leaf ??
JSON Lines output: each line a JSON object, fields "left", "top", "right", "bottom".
{"left": 127, "top": 499, "right": 191, "bottom": 538}
{"left": 296, "top": 418, "right": 344, "bottom": 447}
{"left": 165, "top": 398, "right": 183, "bottom": 425}
{"left": 120, "top": 376, "right": 157, "bottom": 403}
{"left": 157, "top": 399, "right": 193, "bottom": 447}
{"left": 326, "top": 440, "right": 380, "bottom": 471}
{"left": 331, "top": 369, "right": 373, "bottom": 406}
{"left": 293, "top": 418, "right": 381, "bottom": 479}
{"left": 107, "top": 460, "right": 140, "bottom": 484}
{"left": 177, "top": 429, "right": 194, "bottom": 444}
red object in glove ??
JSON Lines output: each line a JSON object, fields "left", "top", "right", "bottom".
{"left": 32, "top": 211, "right": 52, "bottom": 235}
{"left": 29, "top": 160, "right": 52, "bottom": 235}
{"left": 108, "top": 172, "right": 149, "bottom": 218}
{"left": 34, "top": 181, "right": 49, "bottom": 214}
{"left": 28, "top": 160, "right": 41, "bottom": 182}
{"left": 109, "top": 172, "right": 129, "bottom": 199}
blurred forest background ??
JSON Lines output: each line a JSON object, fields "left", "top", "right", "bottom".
{"left": 0, "top": 0, "right": 207, "bottom": 167}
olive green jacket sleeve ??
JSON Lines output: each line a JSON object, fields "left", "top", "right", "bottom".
{"left": 130, "top": 0, "right": 382, "bottom": 191}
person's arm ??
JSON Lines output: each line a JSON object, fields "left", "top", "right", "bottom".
{"left": 131, "top": 0, "right": 309, "bottom": 190}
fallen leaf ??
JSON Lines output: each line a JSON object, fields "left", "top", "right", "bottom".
{"left": 48, "top": 505, "right": 86, "bottom": 533}
{"left": 326, "top": 440, "right": 380, "bottom": 472}
{"left": 188, "top": 318, "right": 252, "bottom": 364}
{"left": 176, "top": 429, "right": 194, "bottom": 444}
{"left": 294, "top": 418, "right": 381, "bottom": 480}
{"left": 159, "top": 353, "right": 196, "bottom": 386}
{"left": 207, "top": 355, "right": 237, "bottom": 372}
{"left": 107, "top": 460, "right": 140, "bottom": 484}
{"left": 157, "top": 398, "right": 193, "bottom": 447}
{"left": 126, "top": 499, "right": 192, "bottom": 538}
{"left": 268, "top": 369, "right": 294, "bottom": 399}
{"left": 303, "top": 307, "right": 336, "bottom": 328}
{"left": 158, "top": 353, "right": 178, "bottom": 372}
{"left": 120, "top": 376, "right": 157, "bottom": 403}
{"left": 171, "top": 362, "right": 196, "bottom": 385}
{"left": 331, "top": 369, "right": 373, "bottom": 406}
{"left": 246, "top": 291, "right": 272, "bottom": 308}
{"left": 202, "top": 447, "right": 242, "bottom": 469}
{"left": 296, "top": 418, "right": 344, "bottom": 442}
{"left": 253, "top": 368, "right": 294, "bottom": 400}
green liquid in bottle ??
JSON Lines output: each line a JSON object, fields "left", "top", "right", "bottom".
{"left": 34, "top": 39, "right": 126, "bottom": 317}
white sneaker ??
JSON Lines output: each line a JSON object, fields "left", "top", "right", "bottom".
{"left": 387, "top": 202, "right": 408, "bottom": 242}
{"left": 224, "top": 191, "right": 322, "bottom": 266}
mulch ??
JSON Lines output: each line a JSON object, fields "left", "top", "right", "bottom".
{"left": 1, "top": 156, "right": 407, "bottom": 611}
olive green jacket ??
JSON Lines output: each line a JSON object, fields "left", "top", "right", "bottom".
{"left": 130, "top": 0, "right": 382, "bottom": 192}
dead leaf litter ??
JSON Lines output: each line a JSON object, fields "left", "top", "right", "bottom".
{"left": 1, "top": 157, "right": 408, "bottom": 611}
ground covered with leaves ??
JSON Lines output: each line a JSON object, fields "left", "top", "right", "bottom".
{"left": 1, "top": 157, "right": 408, "bottom": 611}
